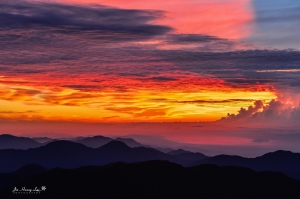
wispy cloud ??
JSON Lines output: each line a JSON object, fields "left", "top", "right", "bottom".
{"left": 1, "top": 1, "right": 171, "bottom": 38}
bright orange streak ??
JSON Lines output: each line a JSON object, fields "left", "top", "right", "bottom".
{"left": 0, "top": 75, "right": 276, "bottom": 122}
{"left": 61, "top": 0, "right": 254, "bottom": 39}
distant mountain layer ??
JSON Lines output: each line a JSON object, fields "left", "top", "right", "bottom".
{"left": 168, "top": 148, "right": 192, "bottom": 155}
{"left": 0, "top": 140, "right": 208, "bottom": 172}
{"left": 0, "top": 134, "right": 42, "bottom": 149}
{"left": 31, "top": 137, "right": 55, "bottom": 143}
{"left": 0, "top": 134, "right": 145, "bottom": 149}
{"left": 75, "top": 136, "right": 145, "bottom": 148}
{"left": 2, "top": 134, "right": 300, "bottom": 180}
{"left": 115, "top": 137, "right": 144, "bottom": 148}
{"left": 75, "top": 135, "right": 113, "bottom": 148}
{"left": 1, "top": 161, "right": 299, "bottom": 199}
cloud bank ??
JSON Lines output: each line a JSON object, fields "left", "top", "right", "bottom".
{"left": 220, "top": 99, "right": 300, "bottom": 124}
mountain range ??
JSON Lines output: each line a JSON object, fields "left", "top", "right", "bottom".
{"left": 196, "top": 150, "right": 300, "bottom": 179}
{"left": 1, "top": 134, "right": 300, "bottom": 180}
{"left": 0, "top": 140, "right": 208, "bottom": 172}
{"left": 75, "top": 136, "right": 144, "bottom": 148}
{"left": 0, "top": 134, "right": 146, "bottom": 149}
{"left": 1, "top": 161, "right": 299, "bottom": 199}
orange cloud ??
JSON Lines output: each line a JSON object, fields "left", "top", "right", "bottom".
{"left": 0, "top": 74, "right": 276, "bottom": 122}
{"left": 133, "top": 109, "right": 167, "bottom": 118}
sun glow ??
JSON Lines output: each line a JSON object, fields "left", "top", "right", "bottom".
{"left": 0, "top": 75, "right": 276, "bottom": 122}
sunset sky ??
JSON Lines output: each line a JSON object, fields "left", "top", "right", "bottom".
{"left": 1, "top": 0, "right": 300, "bottom": 154}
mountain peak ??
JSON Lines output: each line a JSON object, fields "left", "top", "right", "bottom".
{"left": 168, "top": 149, "right": 191, "bottom": 155}
{"left": 91, "top": 135, "right": 109, "bottom": 139}
{"left": 260, "top": 150, "right": 296, "bottom": 158}
{"left": 114, "top": 137, "right": 143, "bottom": 148}
{"left": 0, "top": 134, "right": 17, "bottom": 138}
{"left": 99, "top": 141, "right": 130, "bottom": 150}
{"left": 0, "top": 134, "right": 41, "bottom": 150}
{"left": 43, "top": 140, "right": 87, "bottom": 149}
{"left": 116, "top": 137, "right": 134, "bottom": 141}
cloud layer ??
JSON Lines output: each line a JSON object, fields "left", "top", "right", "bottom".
{"left": 1, "top": 1, "right": 171, "bottom": 38}
{"left": 0, "top": 0, "right": 299, "bottom": 123}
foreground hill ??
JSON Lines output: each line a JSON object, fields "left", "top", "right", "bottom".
{"left": 196, "top": 150, "right": 300, "bottom": 179}
{"left": 0, "top": 140, "right": 208, "bottom": 172}
{"left": 0, "top": 164, "right": 48, "bottom": 188}
{"left": 1, "top": 161, "right": 299, "bottom": 199}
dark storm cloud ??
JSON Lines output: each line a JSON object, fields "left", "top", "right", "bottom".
{"left": 290, "top": 81, "right": 300, "bottom": 87}
{"left": 166, "top": 34, "right": 224, "bottom": 43}
{"left": 271, "top": 133, "right": 300, "bottom": 142}
{"left": 0, "top": 0, "right": 299, "bottom": 94}
{"left": 156, "top": 49, "right": 300, "bottom": 88}
{"left": 0, "top": 1, "right": 171, "bottom": 38}
{"left": 0, "top": 0, "right": 174, "bottom": 71}
{"left": 159, "top": 49, "right": 300, "bottom": 66}
{"left": 146, "top": 77, "right": 178, "bottom": 82}
{"left": 252, "top": 139, "right": 269, "bottom": 143}
{"left": 0, "top": 1, "right": 171, "bottom": 65}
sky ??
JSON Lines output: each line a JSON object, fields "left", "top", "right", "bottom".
{"left": 0, "top": 0, "right": 300, "bottom": 155}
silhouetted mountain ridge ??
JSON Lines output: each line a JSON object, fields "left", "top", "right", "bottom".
{"left": 197, "top": 150, "right": 300, "bottom": 179}
{"left": 115, "top": 137, "right": 144, "bottom": 147}
{"left": 168, "top": 148, "right": 191, "bottom": 155}
{"left": 0, "top": 164, "right": 48, "bottom": 188}
{"left": 76, "top": 135, "right": 145, "bottom": 148}
{"left": 98, "top": 140, "right": 129, "bottom": 150}
{"left": 1, "top": 135, "right": 300, "bottom": 180}
{"left": 0, "top": 134, "right": 42, "bottom": 149}
{"left": 0, "top": 134, "right": 146, "bottom": 150}
{"left": 0, "top": 140, "right": 205, "bottom": 172}
{"left": 1, "top": 161, "right": 299, "bottom": 199}
{"left": 31, "top": 137, "right": 55, "bottom": 143}
{"left": 75, "top": 135, "right": 113, "bottom": 148}
{"left": 39, "top": 140, "right": 87, "bottom": 150}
